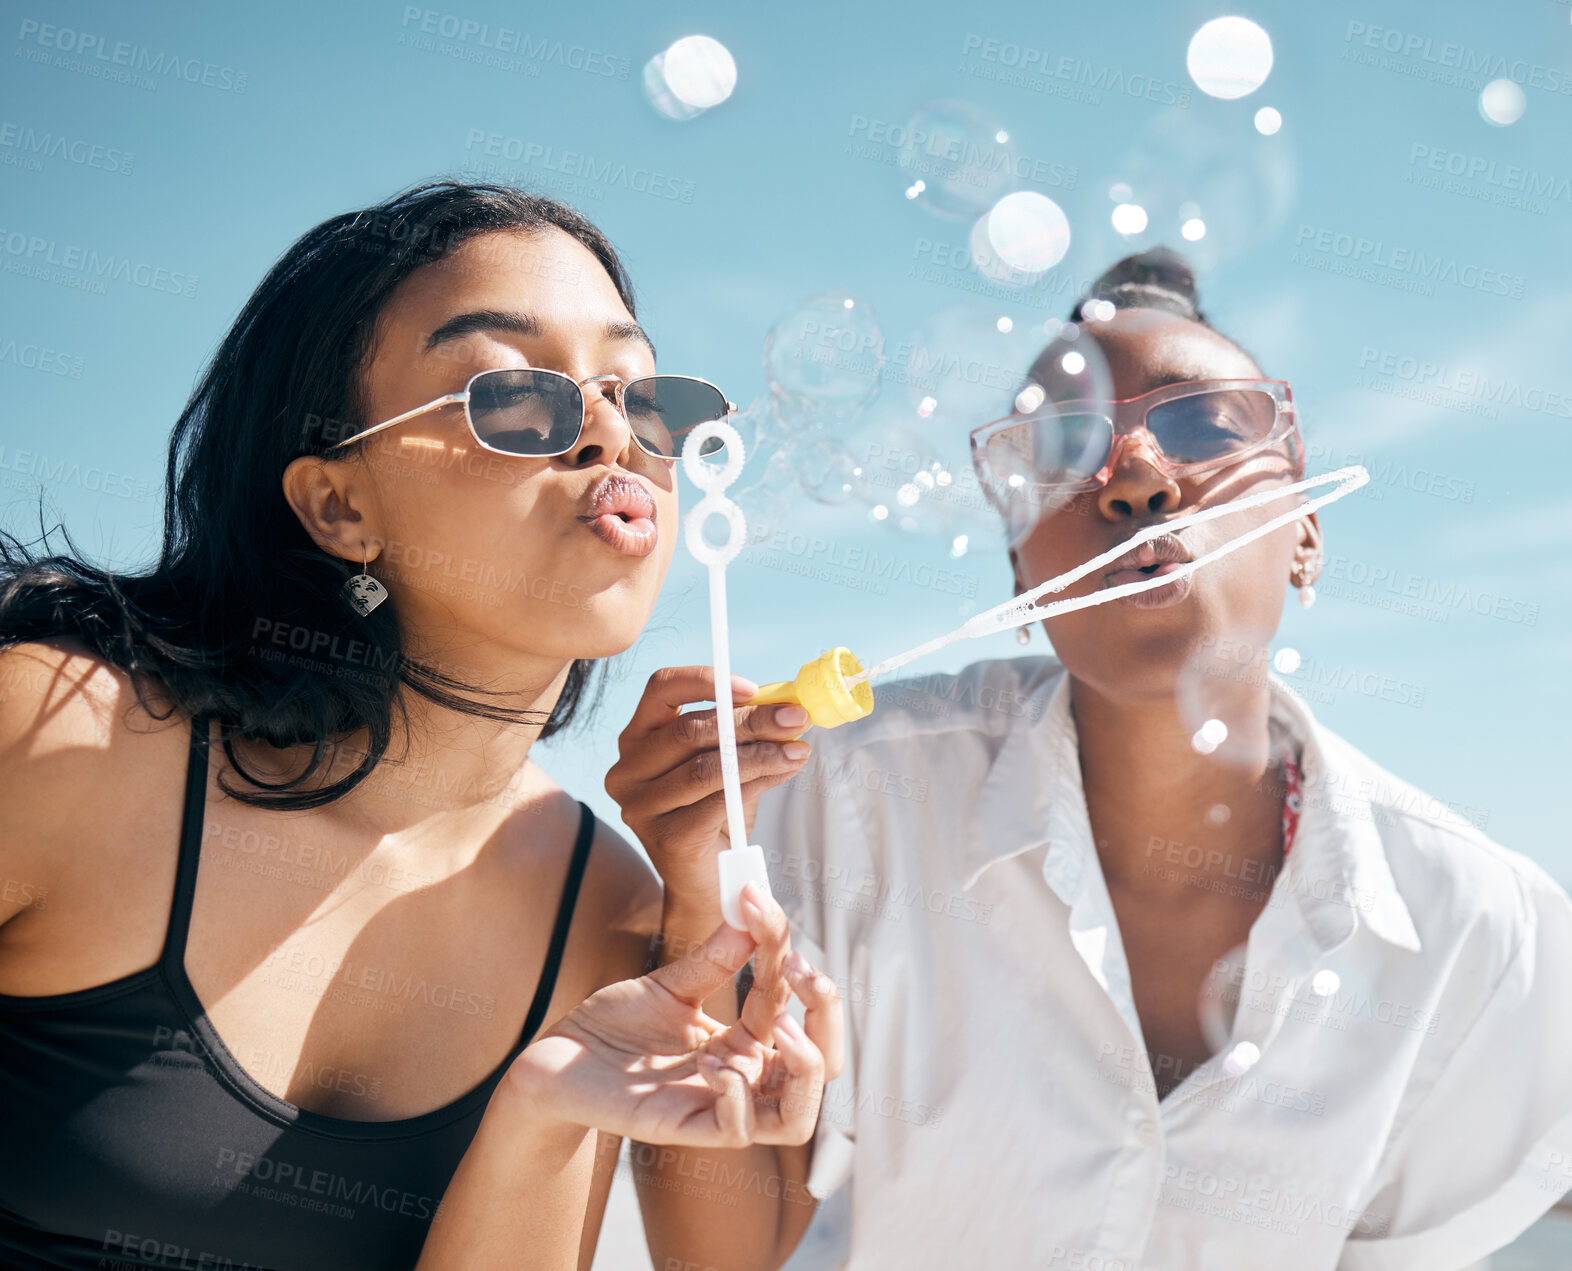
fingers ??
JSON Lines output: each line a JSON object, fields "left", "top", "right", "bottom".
{"left": 646, "top": 919, "right": 756, "bottom": 1007}
{"left": 755, "top": 1011, "right": 827, "bottom": 1145}
{"left": 786, "top": 951, "right": 846, "bottom": 1081}
{"left": 619, "top": 666, "right": 759, "bottom": 748}
{"left": 738, "top": 883, "right": 795, "bottom": 1044}
{"left": 694, "top": 1053, "right": 753, "bottom": 1148}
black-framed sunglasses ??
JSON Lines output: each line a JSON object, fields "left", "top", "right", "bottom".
{"left": 324, "top": 369, "right": 735, "bottom": 460}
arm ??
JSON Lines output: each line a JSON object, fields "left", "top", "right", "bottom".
{"left": 606, "top": 667, "right": 842, "bottom": 1271}
{"left": 416, "top": 907, "right": 836, "bottom": 1271}
{"left": 1338, "top": 861, "right": 1572, "bottom": 1270}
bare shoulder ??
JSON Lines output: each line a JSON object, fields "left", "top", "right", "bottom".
{"left": 0, "top": 638, "right": 191, "bottom": 924}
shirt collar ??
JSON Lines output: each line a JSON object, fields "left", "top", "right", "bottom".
{"left": 959, "top": 662, "right": 1421, "bottom": 953}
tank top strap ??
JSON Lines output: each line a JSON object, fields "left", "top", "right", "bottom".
{"left": 515, "top": 800, "right": 597, "bottom": 1049}
{"left": 160, "top": 712, "right": 212, "bottom": 972}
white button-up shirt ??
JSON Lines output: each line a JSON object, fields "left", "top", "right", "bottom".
{"left": 756, "top": 656, "right": 1572, "bottom": 1271}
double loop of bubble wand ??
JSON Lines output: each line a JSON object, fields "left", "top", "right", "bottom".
{"left": 682, "top": 420, "right": 774, "bottom": 929}
{"left": 847, "top": 464, "right": 1370, "bottom": 687}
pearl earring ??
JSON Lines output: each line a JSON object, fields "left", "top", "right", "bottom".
{"left": 1294, "top": 562, "right": 1317, "bottom": 611}
{"left": 342, "top": 543, "right": 387, "bottom": 616}
{"left": 1016, "top": 626, "right": 1031, "bottom": 645}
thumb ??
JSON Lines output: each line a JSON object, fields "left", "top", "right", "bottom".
{"left": 648, "top": 920, "right": 756, "bottom": 1007}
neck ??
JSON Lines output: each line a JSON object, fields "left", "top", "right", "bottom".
{"left": 232, "top": 646, "right": 575, "bottom": 835}
{"left": 1070, "top": 673, "right": 1285, "bottom": 901}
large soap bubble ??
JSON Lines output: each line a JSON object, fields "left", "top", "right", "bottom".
{"left": 1186, "top": 16, "right": 1274, "bottom": 100}
{"left": 764, "top": 294, "right": 885, "bottom": 431}
{"left": 1084, "top": 108, "right": 1296, "bottom": 269}
{"left": 899, "top": 303, "right": 1039, "bottom": 430}
{"left": 899, "top": 100, "right": 1018, "bottom": 221}
{"left": 969, "top": 193, "right": 1072, "bottom": 286}
{"left": 643, "top": 35, "right": 737, "bottom": 120}
{"left": 972, "top": 321, "right": 1115, "bottom": 546}
{"left": 791, "top": 435, "right": 865, "bottom": 505}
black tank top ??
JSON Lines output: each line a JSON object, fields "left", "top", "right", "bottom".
{"left": 0, "top": 714, "right": 597, "bottom": 1270}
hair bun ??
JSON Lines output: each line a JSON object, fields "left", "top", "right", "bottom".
{"left": 1073, "top": 246, "right": 1204, "bottom": 323}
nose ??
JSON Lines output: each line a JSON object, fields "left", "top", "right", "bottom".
{"left": 564, "top": 380, "right": 636, "bottom": 469}
{"left": 1096, "top": 431, "right": 1183, "bottom": 521}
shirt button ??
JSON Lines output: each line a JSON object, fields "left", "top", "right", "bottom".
{"left": 1135, "top": 1118, "right": 1160, "bottom": 1146}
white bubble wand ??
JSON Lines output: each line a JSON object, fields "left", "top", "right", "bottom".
{"left": 682, "top": 419, "right": 774, "bottom": 930}
{"left": 848, "top": 464, "right": 1369, "bottom": 686}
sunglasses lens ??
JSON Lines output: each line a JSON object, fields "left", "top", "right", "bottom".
{"left": 1147, "top": 389, "right": 1278, "bottom": 465}
{"left": 986, "top": 411, "right": 1113, "bottom": 489}
{"left": 468, "top": 370, "right": 583, "bottom": 455}
{"left": 624, "top": 376, "right": 728, "bottom": 458}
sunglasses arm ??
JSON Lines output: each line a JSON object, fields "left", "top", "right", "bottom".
{"left": 326, "top": 391, "right": 468, "bottom": 452}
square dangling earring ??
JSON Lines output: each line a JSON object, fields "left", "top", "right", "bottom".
{"left": 342, "top": 543, "right": 387, "bottom": 617}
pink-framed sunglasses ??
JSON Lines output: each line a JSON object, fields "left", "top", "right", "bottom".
{"left": 970, "top": 378, "right": 1303, "bottom": 501}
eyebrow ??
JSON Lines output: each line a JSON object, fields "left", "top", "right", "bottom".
{"left": 425, "top": 308, "right": 657, "bottom": 360}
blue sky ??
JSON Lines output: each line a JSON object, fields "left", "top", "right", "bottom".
{"left": 3, "top": 0, "right": 1570, "bottom": 884}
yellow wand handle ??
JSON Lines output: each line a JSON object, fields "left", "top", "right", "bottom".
{"left": 747, "top": 647, "right": 875, "bottom": 730}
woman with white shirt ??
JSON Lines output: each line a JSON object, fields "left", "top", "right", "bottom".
{"left": 610, "top": 247, "right": 1572, "bottom": 1270}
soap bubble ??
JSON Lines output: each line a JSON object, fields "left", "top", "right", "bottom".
{"left": 973, "top": 321, "right": 1114, "bottom": 546}
{"left": 764, "top": 294, "right": 884, "bottom": 430}
{"left": 733, "top": 450, "right": 796, "bottom": 546}
{"left": 1272, "top": 646, "right": 1301, "bottom": 674}
{"left": 1311, "top": 969, "right": 1340, "bottom": 998}
{"left": 1197, "top": 942, "right": 1248, "bottom": 1053}
{"left": 983, "top": 192, "right": 1072, "bottom": 273}
{"left": 1187, "top": 16, "right": 1274, "bottom": 99}
{"left": 1086, "top": 109, "right": 1295, "bottom": 268}
{"left": 1254, "top": 106, "right": 1282, "bottom": 136}
{"left": 1192, "top": 717, "right": 1230, "bottom": 755}
{"left": 899, "top": 303, "right": 1038, "bottom": 428}
{"left": 1222, "top": 1040, "right": 1260, "bottom": 1077}
{"left": 663, "top": 36, "right": 737, "bottom": 108}
{"left": 899, "top": 100, "right": 1017, "bottom": 221}
{"left": 643, "top": 35, "right": 736, "bottom": 120}
{"left": 791, "top": 435, "right": 864, "bottom": 505}
{"left": 1480, "top": 78, "right": 1526, "bottom": 126}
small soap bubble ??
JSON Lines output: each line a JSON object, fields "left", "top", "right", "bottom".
{"left": 662, "top": 35, "right": 737, "bottom": 109}
{"left": 1181, "top": 217, "right": 1207, "bottom": 242}
{"left": 764, "top": 294, "right": 884, "bottom": 429}
{"left": 900, "top": 100, "right": 1018, "bottom": 220}
{"left": 870, "top": 505, "right": 889, "bottom": 521}
{"left": 1176, "top": 624, "right": 1275, "bottom": 768}
{"left": 1222, "top": 1040, "right": 1260, "bottom": 1076}
{"left": 1311, "top": 969, "right": 1341, "bottom": 998}
{"left": 642, "top": 53, "right": 705, "bottom": 121}
{"left": 1109, "top": 181, "right": 1133, "bottom": 202}
{"left": 1272, "top": 647, "right": 1302, "bottom": 674}
{"left": 1111, "top": 203, "right": 1148, "bottom": 235}
{"left": 1206, "top": 803, "right": 1232, "bottom": 827}
{"left": 951, "top": 534, "right": 970, "bottom": 558}
{"left": 1201, "top": 719, "right": 1228, "bottom": 745}
{"left": 1254, "top": 106, "right": 1282, "bottom": 136}
{"left": 1187, "top": 16, "right": 1274, "bottom": 99}
{"left": 1480, "top": 78, "right": 1526, "bottom": 126}
{"left": 997, "top": 316, "right": 1014, "bottom": 333}
{"left": 1061, "top": 350, "right": 1086, "bottom": 376}
{"left": 984, "top": 191, "right": 1072, "bottom": 273}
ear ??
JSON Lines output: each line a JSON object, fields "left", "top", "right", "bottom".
{"left": 1292, "top": 509, "right": 1324, "bottom": 585}
{"left": 281, "top": 455, "right": 382, "bottom": 564}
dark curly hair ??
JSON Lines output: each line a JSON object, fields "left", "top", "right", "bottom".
{"left": 0, "top": 180, "right": 639, "bottom": 810}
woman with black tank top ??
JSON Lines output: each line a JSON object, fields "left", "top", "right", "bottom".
{"left": 0, "top": 181, "right": 843, "bottom": 1271}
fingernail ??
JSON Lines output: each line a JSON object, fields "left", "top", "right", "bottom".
{"left": 740, "top": 881, "right": 764, "bottom": 915}
{"left": 775, "top": 705, "right": 809, "bottom": 728}
{"left": 813, "top": 974, "right": 836, "bottom": 996}
{"left": 785, "top": 951, "right": 812, "bottom": 980}
{"left": 775, "top": 1013, "right": 806, "bottom": 1043}
{"left": 782, "top": 741, "right": 811, "bottom": 760}
{"left": 732, "top": 675, "right": 759, "bottom": 699}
